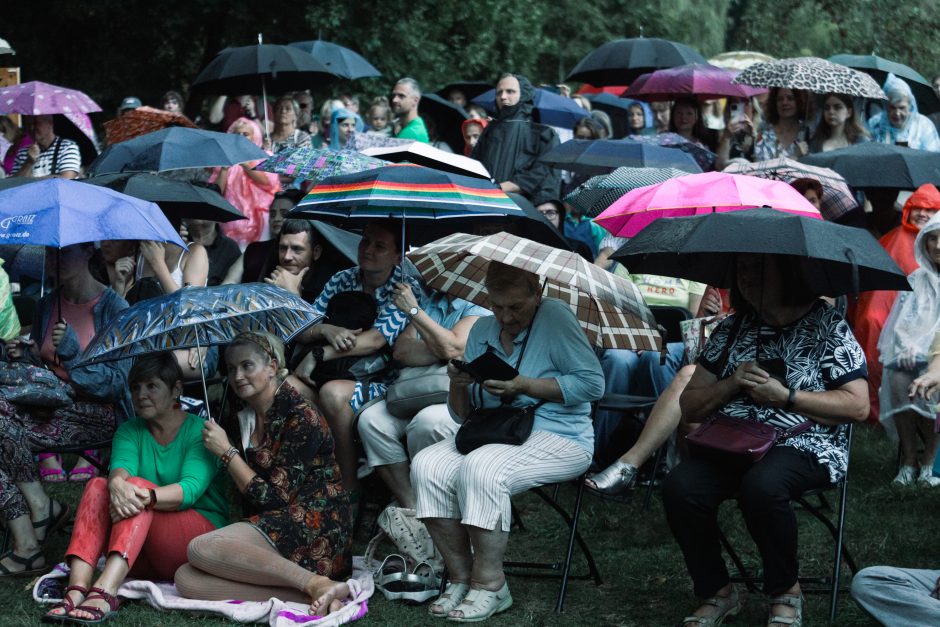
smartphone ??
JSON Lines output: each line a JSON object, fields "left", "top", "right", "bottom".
{"left": 730, "top": 102, "right": 745, "bottom": 123}
{"left": 758, "top": 358, "right": 788, "bottom": 386}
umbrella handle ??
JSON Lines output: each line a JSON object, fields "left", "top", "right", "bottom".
{"left": 194, "top": 326, "right": 213, "bottom": 422}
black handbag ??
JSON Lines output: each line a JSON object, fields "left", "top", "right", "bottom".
{"left": 454, "top": 308, "right": 543, "bottom": 454}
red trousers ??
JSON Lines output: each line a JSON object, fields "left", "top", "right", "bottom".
{"left": 66, "top": 476, "right": 215, "bottom": 581}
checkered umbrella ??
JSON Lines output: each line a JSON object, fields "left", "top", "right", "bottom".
{"left": 407, "top": 232, "right": 662, "bottom": 351}
{"left": 723, "top": 157, "right": 857, "bottom": 221}
{"left": 564, "top": 167, "right": 690, "bottom": 218}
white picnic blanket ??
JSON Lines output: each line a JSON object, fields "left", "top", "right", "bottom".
{"left": 32, "top": 556, "right": 374, "bottom": 626}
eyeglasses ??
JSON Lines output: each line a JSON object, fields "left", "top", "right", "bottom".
{"left": 540, "top": 209, "right": 559, "bottom": 219}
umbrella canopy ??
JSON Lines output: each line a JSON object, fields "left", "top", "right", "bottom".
{"left": 81, "top": 173, "right": 245, "bottom": 223}
{"left": 191, "top": 43, "right": 335, "bottom": 94}
{"left": 472, "top": 88, "right": 589, "bottom": 128}
{"left": 732, "top": 57, "right": 887, "bottom": 100}
{"left": 0, "top": 81, "right": 101, "bottom": 115}
{"left": 800, "top": 143, "right": 940, "bottom": 190}
{"left": 583, "top": 93, "right": 644, "bottom": 138}
{"left": 88, "top": 127, "right": 268, "bottom": 175}
{"left": 828, "top": 53, "right": 940, "bottom": 115}
{"left": 0, "top": 245, "right": 45, "bottom": 280}
{"left": 103, "top": 106, "right": 196, "bottom": 146}
{"left": 623, "top": 133, "right": 716, "bottom": 171}
{"left": 723, "top": 157, "right": 857, "bottom": 221}
{"left": 624, "top": 63, "right": 767, "bottom": 102}
{"left": 54, "top": 112, "right": 99, "bottom": 166}
{"left": 610, "top": 207, "right": 911, "bottom": 296}
{"left": 350, "top": 133, "right": 413, "bottom": 151}
{"left": 564, "top": 166, "right": 690, "bottom": 218}
{"left": 361, "top": 142, "right": 490, "bottom": 179}
{"left": 540, "top": 139, "right": 702, "bottom": 176}
{"left": 0, "top": 38, "right": 14, "bottom": 56}
{"left": 0, "top": 179, "right": 187, "bottom": 249}
{"left": 254, "top": 147, "right": 387, "bottom": 182}
{"left": 708, "top": 51, "right": 776, "bottom": 72}
{"left": 418, "top": 93, "right": 469, "bottom": 153}
{"left": 436, "top": 81, "right": 493, "bottom": 102}
{"left": 567, "top": 38, "right": 707, "bottom": 86}
{"left": 407, "top": 231, "right": 662, "bottom": 350}
{"left": 596, "top": 171, "right": 822, "bottom": 237}
{"left": 78, "top": 284, "right": 321, "bottom": 365}
{"left": 292, "top": 164, "right": 522, "bottom": 219}
{"left": 288, "top": 39, "right": 381, "bottom": 80}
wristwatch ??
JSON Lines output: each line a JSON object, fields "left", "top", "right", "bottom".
{"left": 407, "top": 306, "right": 420, "bottom": 319}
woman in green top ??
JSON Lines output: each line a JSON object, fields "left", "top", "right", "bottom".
{"left": 45, "top": 353, "right": 227, "bottom": 623}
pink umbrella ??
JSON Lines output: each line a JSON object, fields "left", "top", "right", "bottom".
{"left": 595, "top": 171, "right": 822, "bottom": 237}
{"left": 622, "top": 63, "right": 767, "bottom": 102}
{"left": 0, "top": 80, "right": 101, "bottom": 115}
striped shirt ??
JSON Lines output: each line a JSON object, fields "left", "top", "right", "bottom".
{"left": 11, "top": 137, "right": 81, "bottom": 177}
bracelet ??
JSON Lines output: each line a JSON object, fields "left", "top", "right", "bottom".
{"left": 147, "top": 489, "right": 157, "bottom": 510}
{"left": 785, "top": 387, "right": 797, "bottom": 410}
{"left": 220, "top": 446, "right": 240, "bottom": 468}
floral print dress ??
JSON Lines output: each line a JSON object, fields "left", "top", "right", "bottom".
{"left": 241, "top": 382, "right": 352, "bottom": 578}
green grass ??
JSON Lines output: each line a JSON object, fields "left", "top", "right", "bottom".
{"left": 2, "top": 425, "right": 938, "bottom": 626}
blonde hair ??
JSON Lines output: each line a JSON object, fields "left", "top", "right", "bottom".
{"left": 228, "top": 332, "right": 289, "bottom": 380}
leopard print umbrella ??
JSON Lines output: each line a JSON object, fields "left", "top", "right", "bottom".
{"left": 732, "top": 57, "right": 887, "bottom": 100}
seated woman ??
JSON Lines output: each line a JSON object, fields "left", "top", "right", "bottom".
{"left": 0, "top": 243, "right": 131, "bottom": 577}
{"left": 45, "top": 353, "right": 228, "bottom": 622}
{"left": 665, "top": 253, "right": 868, "bottom": 627}
{"left": 878, "top": 213, "right": 940, "bottom": 486}
{"left": 754, "top": 88, "right": 811, "bottom": 160}
{"left": 624, "top": 100, "right": 654, "bottom": 136}
{"left": 868, "top": 73, "right": 940, "bottom": 152}
{"left": 808, "top": 92, "right": 870, "bottom": 153}
{"left": 412, "top": 262, "right": 604, "bottom": 621}
{"left": 668, "top": 97, "right": 717, "bottom": 154}
{"left": 175, "top": 332, "right": 353, "bottom": 616}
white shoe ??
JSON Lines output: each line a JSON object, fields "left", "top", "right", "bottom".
{"left": 918, "top": 466, "right": 940, "bottom": 487}
{"left": 893, "top": 465, "right": 917, "bottom": 486}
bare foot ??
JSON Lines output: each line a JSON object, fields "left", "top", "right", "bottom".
{"left": 308, "top": 580, "right": 350, "bottom": 616}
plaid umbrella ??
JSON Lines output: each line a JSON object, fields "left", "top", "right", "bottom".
{"left": 564, "top": 167, "right": 690, "bottom": 218}
{"left": 732, "top": 57, "right": 887, "bottom": 99}
{"left": 623, "top": 133, "right": 716, "bottom": 171}
{"left": 723, "top": 157, "right": 857, "bottom": 221}
{"left": 407, "top": 232, "right": 662, "bottom": 351}
{"left": 104, "top": 106, "right": 196, "bottom": 146}
{"left": 254, "top": 147, "right": 387, "bottom": 182}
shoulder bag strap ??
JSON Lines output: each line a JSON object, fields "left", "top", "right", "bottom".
{"left": 50, "top": 137, "right": 62, "bottom": 174}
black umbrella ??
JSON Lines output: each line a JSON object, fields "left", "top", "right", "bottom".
{"left": 191, "top": 43, "right": 335, "bottom": 95}
{"left": 611, "top": 207, "right": 910, "bottom": 296}
{"left": 436, "top": 81, "right": 493, "bottom": 103}
{"left": 800, "top": 143, "right": 940, "bottom": 190}
{"left": 87, "top": 127, "right": 269, "bottom": 175}
{"left": 540, "top": 139, "right": 702, "bottom": 176}
{"left": 288, "top": 40, "right": 381, "bottom": 80}
{"left": 828, "top": 53, "right": 940, "bottom": 115}
{"left": 566, "top": 38, "right": 707, "bottom": 86}
{"left": 419, "top": 93, "right": 469, "bottom": 153}
{"left": 53, "top": 116, "right": 99, "bottom": 167}
{"left": 82, "top": 173, "right": 245, "bottom": 223}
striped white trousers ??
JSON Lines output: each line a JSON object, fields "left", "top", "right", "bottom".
{"left": 412, "top": 431, "right": 592, "bottom": 532}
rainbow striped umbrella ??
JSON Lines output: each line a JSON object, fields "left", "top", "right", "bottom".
{"left": 293, "top": 163, "right": 522, "bottom": 220}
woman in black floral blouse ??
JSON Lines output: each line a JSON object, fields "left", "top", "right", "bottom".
{"left": 174, "top": 332, "right": 354, "bottom": 616}
{"left": 665, "top": 254, "right": 868, "bottom": 627}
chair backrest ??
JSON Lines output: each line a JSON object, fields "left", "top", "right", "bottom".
{"left": 649, "top": 305, "right": 693, "bottom": 344}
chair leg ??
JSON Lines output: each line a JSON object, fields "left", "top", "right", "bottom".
{"left": 642, "top": 445, "right": 665, "bottom": 511}
{"left": 555, "top": 478, "right": 586, "bottom": 613}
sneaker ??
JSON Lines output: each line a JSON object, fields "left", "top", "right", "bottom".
{"left": 918, "top": 466, "right": 940, "bottom": 487}
{"left": 893, "top": 465, "right": 917, "bottom": 486}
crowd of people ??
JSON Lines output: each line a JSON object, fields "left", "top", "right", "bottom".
{"left": 1, "top": 52, "right": 940, "bottom": 627}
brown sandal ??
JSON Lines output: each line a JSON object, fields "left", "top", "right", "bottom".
{"left": 41, "top": 585, "right": 87, "bottom": 623}
{"left": 66, "top": 586, "right": 121, "bottom": 624}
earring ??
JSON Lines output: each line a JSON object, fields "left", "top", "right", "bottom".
{"left": 174, "top": 398, "right": 182, "bottom": 409}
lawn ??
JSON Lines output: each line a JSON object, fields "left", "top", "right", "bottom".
{"left": 2, "top": 425, "right": 937, "bottom": 626}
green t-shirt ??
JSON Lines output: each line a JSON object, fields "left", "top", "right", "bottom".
{"left": 111, "top": 413, "right": 229, "bottom": 529}
{"left": 0, "top": 260, "right": 20, "bottom": 341}
{"left": 397, "top": 117, "right": 429, "bottom": 143}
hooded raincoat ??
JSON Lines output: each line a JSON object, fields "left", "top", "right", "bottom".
{"left": 868, "top": 74, "right": 940, "bottom": 152}
{"left": 470, "top": 75, "right": 561, "bottom": 205}
{"left": 878, "top": 212, "right": 940, "bottom": 430}
{"left": 850, "top": 184, "right": 940, "bottom": 421}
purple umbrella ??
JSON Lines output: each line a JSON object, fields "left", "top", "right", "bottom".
{"left": 623, "top": 64, "right": 767, "bottom": 102}
{"left": 0, "top": 81, "right": 101, "bottom": 115}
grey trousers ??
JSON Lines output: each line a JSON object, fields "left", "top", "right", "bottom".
{"left": 851, "top": 566, "right": 940, "bottom": 627}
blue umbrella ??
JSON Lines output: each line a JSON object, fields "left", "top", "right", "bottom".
{"left": 472, "top": 88, "right": 590, "bottom": 128}
{"left": 0, "top": 179, "right": 187, "bottom": 249}
{"left": 87, "top": 127, "right": 269, "bottom": 175}
{"left": 539, "top": 139, "right": 703, "bottom": 176}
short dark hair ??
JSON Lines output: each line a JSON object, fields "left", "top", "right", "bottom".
{"left": 279, "top": 219, "right": 319, "bottom": 245}
{"left": 273, "top": 189, "right": 304, "bottom": 206}
{"left": 366, "top": 219, "right": 403, "bottom": 253}
{"left": 129, "top": 352, "right": 184, "bottom": 389}
{"left": 790, "top": 177, "right": 824, "bottom": 199}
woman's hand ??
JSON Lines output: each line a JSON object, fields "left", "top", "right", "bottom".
{"left": 897, "top": 349, "right": 920, "bottom": 372}
{"left": 482, "top": 375, "right": 528, "bottom": 400}
{"left": 202, "top": 419, "right": 233, "bottom": 458}
{"left": 730, "top": 360, "right": 767, "bottom": 391}
{"left": 320, "top": 325, "right": 361, "bottom": 352}
{"left": 447, "top": 361, "right": 475, "bottom": 388}
{"left": 51, "top": 321, "right": 69, "bottom": 348}
{"left": 5, "top": 338, "right": 38, "bottom": 362}
{"left": 113, "top": 256, "right": 136, "bottom": 283}
{"left": 392, "top": 283, "right": 419, "bottom": 314}
{"left": 910, "top": 369, "right": 940, "bottom": 400}
{"left": 698, "top": 287, "right": 723, "bottom": 317}
{"left": 108, "top": 476, "right": 147, "bottom": 521}
{"left": 140, "top": 241, "right": 166, "bottom": 268}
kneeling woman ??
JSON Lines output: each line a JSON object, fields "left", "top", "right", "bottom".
{"left": 175, "top": 332, "right": 353, "bottom": 615}
{"left": 46, "top": 353, "right": 228, "bottom": 622}
{"left": 412, "top": 262, "right": 605, "bottom": 621}
{"left": 666, "top": 254, "right": 868, "bottom": 627}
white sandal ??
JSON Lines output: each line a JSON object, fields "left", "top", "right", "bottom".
{"left": 447, "top": 582, "right": 513, "bottom": 622}
{"left": 429, "top": 581, "right": 470, "bottom": 617}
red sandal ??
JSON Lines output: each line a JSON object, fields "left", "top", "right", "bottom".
{"left": 41, "top": 585, "right": 87, "bottom": 623}
{"left": 66, "top": 586, "right": 120, "bottom": 625}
